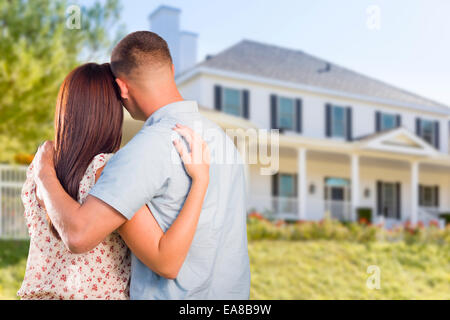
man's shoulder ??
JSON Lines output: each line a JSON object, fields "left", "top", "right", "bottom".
{"left": 114, "top": 122, "right": 173, "bottom": 163}
{"left": 131, "top": 121, "right": 173, "bottom": 143}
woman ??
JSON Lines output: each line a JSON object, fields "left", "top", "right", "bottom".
{"left": 18, "top": 63, "right": 210, "bottom": 300}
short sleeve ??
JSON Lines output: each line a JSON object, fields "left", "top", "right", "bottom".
{"left": 89, "top": 127, "right": 173, "bottom": 220}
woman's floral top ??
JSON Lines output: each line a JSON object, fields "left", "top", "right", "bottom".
{"left": 18, "top": 154, "right": 131, "bottom": 300}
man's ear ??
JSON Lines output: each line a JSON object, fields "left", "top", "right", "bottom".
{"left": 115, "top": 78, "right": 129, "bottom": 100}
{"left": 171, "top": 64, "right": 175, "bottom": 76}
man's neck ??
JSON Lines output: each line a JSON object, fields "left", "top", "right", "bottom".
{"left": 139, "top": 91, "right": 184, "bottom": 119}
{"left": 148, "top": 96, "right": 184, "bottom": 118}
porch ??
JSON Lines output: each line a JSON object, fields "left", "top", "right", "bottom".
{"left": 244, "top": 128, "right": 450, "bottom": 227}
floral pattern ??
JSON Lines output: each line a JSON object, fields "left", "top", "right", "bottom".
{"left": 18, "top": 153, "right": 131, "bottom": 300}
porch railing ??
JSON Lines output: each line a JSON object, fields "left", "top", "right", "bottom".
{"left": 0, "top": 164, "right": 29, "bottom": 239}
{"left": 247, "top": 195, "right": 353, "bottom": 222}
{"left": 324, "top": 200, "right": 353, "bottom": 222}
{"left": 418, "top": 206, "right": 447, "bottom": 228}
{"left": 247, "top": 195, "right": 299, "bottom": 220}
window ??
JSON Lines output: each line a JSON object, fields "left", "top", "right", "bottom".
{"left": 331, "top": 106, "right": 346, "bottom": 138}
{"left": 279, "top": 174, "right": 296, "bottom": 197}
{"left": 278, "top": 97, "right": 296, "bottom": 130}
{"left": 376, "top": 112, "right": 400, "bottom": 132}
{"left": 222, "top": 87, "right": 242, "bottom": 116}
{"left": 381, "top": 113, "right": 396, "bottom": 130}
{"left": 421, "top": 119, "right": 435, "bottom": 145}
{"left": 419, "top": 185, "right": 438, "bottom": 207}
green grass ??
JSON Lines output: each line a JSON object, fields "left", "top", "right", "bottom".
{"left": 249, "top": 240, "right": 450, "bottom": 299}
{"left": 0, "top": 240, "right": 29, "bottom": 300}
{"left": 1, "top": 240, "right": 449, "bottom": 299}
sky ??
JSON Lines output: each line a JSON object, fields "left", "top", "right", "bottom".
{"left": 84, "top": 0, "right": 450, "bottom": 106}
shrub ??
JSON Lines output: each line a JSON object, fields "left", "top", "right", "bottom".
{"left": 14, "top": 153, "right": 34, "bottom": 165}
{"left": 357, "top": 207, "right": 372, "bottom": 224}
{"left": 439, "top": 213, "right": 450, "bottom": 226}
{"left": 247, "top": 212, "right": 450, "bottom": 244}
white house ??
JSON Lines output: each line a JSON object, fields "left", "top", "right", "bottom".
{"left": 124, "top": 6, "right": 450, "bottom": 226}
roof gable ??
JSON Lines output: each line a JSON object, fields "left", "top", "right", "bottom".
{"left": 358, "top": 127, "right": 438, "bottom": 156}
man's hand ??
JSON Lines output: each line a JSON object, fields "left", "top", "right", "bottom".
{"left": 33, "top": 141, "right": 56, "bottom": 182}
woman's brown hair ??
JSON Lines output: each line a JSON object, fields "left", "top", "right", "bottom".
{"left": 49, "top": 63, "right": 123, "bottom": 238}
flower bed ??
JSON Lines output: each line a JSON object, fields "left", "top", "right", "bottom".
{"left": 247, "top": 212, "right": 450, "bottom": 244}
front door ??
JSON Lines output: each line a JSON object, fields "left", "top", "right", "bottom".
{"left": 377, "top": 181, "right": 401, "bottom": 219}
{"left": 324, "top": 177, "right": 350, "bottom": 220}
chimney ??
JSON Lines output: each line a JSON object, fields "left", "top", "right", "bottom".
{"left": 149, "top": 6, "right": 197, "bottom": 76}
{"left": 179, "top": 31, "right": 198, "bottom": 74}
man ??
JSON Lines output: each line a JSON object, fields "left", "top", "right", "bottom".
{"left": 34, "top": 31, "right": 250, "bottom": 299}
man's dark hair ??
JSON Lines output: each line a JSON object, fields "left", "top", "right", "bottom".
{"left": 111, "top": 31, "right": 173, "bottom": 77}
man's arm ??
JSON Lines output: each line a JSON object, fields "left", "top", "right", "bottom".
{"left": 34, "top": 141, "right": 127, "bottom": 253}
{"left": 118, "top": 124, "right": 210, "bottom": 279}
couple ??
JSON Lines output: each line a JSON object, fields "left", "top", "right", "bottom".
{"left": 18, "top": 31, "right": 250, "bottom": 300}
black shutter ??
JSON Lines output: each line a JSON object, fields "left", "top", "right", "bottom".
{"left": 434, "top": 185, "right": 439, "bottom": 207}
{"left": 270, "top": 95, "right": 278, "bottom": 129}
{"left": 396, "top": 182, "right": 401, "bottom": 219}
{"left": 377, "top": 181, "right": 382, "bottom": 216}
{"left": 295, "top": 98, "right": 302, "bottom": 133}
{"left": 415, "top": 118, "right": 422, "bottom": 136}
{"left": 396, "top": 114, "right": 401, "bottom": 128}
{"left": 434, "top": 121, "right": 440, "bottom": 150}
{"left": 325, "top": 104, "right": 332, "bottom": 137}
{"left": 293, "top": 174, "right": 298, "bottom": 197}
{"left": 419, "top": 185, "right": 424, "bottom": 206}
{"left": 272, "top": 173, "right": 279, "bottom": 196}
{"left": 375, "top": 111, "right": 381, "bottom": 132}
{"left": 242, "top": 90, "right": 249, "bottom": 119}
{"left": 346, "top": 107, "right": 353, "bottom": 141}
{"left": 214, "top": 85, "right": 222, "bottom": 111}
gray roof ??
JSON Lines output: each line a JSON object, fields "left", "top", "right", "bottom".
{"left": 196, "top": 40, "right": 450, "bottom": 115}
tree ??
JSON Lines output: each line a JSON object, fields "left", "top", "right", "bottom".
{"left": 0, "top": 0, "right": 124, "bottom": 163}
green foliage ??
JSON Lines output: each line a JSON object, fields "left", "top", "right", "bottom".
{"left": 439, "top": 213, "right": 450, "bottom": 225}
{"left": 357, "top": 207, "right": 372, "bottom": 222}
{"left": 247, "top": 214, "right": 450, "bottom": 244}
{"left": 0, "top": 0, "right": 124, "bottom": 163}
{"left": 0, "top": 240, "right": 29, "bottom": 299}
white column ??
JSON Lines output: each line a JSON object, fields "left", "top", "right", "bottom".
{"left": 411, "top": 161, "right": 419, "bottom": 225}
{"left": 297, "top": 148, "right": 307, "bottom": 220}
{"left": 351, "top": 154, "right": 360, "bottom": 222}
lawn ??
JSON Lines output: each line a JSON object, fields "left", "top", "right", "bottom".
{"left": 249, "top": 240, "right": 450, "bottom": 299}
{"left": 0, "top": 240, "right": 449, "bottom": 299}
{"left": 0, "top": 240, "right": 29, "bottom": 300}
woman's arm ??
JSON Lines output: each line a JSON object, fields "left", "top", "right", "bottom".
{"left": 118, "top": 124, "right": 211, "bottom": 279}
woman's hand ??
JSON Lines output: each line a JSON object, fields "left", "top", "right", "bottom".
{"left": 119, "top": 124, "right": 212, "bottom": 279}
{"left": 33, "top": 141, "right": 56, "bottom": 183}
{"left": 173, "top": 124, "right": 210, "bottom": 184}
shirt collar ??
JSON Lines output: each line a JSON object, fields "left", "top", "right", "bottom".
{"left": 144, "top": 100, "right": 199, "bottom": 126}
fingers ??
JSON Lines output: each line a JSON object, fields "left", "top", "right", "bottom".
{"left": 37, "top": 141, "right": 55, "bottom": 155}
{"left": 172, "top": 124, "right": 210, "bottom": 165}
{"left": 173, "top": 124, "right": 194, "bottom": 148}
{"left": 173, "top": 139, "right": 191, "bottom": 164}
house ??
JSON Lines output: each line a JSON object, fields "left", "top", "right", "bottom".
{"left": 123, "top": 6, "right": 450, "bottom": 226}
